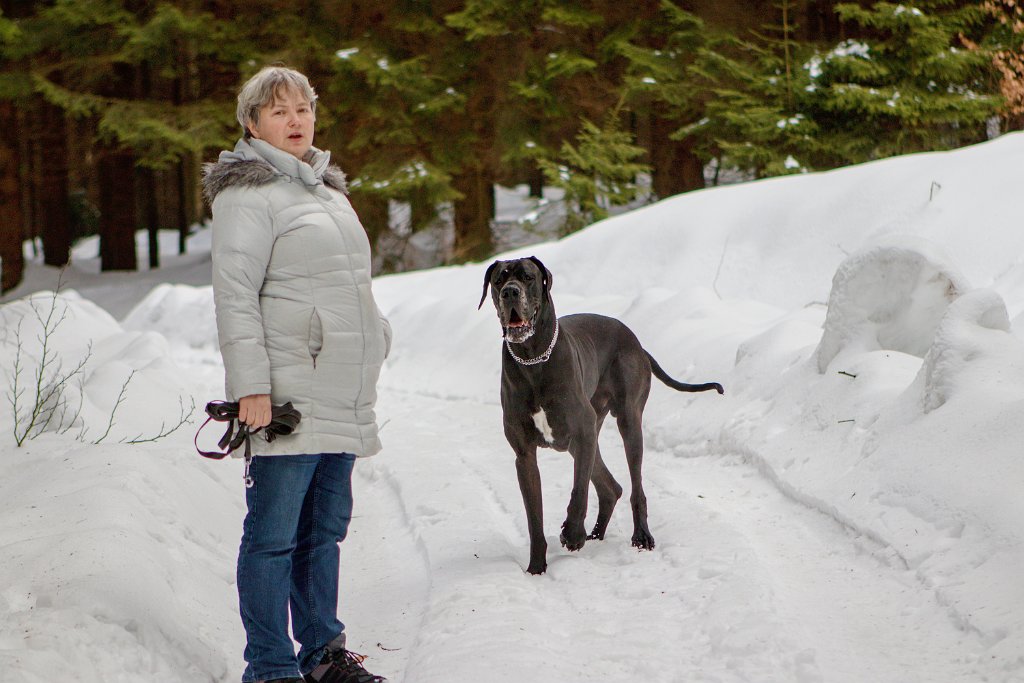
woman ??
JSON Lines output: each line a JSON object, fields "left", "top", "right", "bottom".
{"left": 203, "top": 65, "right": 391, "bottom": 683}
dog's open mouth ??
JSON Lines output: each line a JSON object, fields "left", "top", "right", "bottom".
{"left": 504, "top": 308, "right": 536, "bottom": 343}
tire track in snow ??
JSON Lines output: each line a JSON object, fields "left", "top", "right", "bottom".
{"left": 342, "top": 452, "right": 432, "bottom": 680}
{"left": 641, "top": 442, "right": 994, "bottom": 683}
{"left": 372, "top": 389, "right": 672, "bottom": 681}
{"left": 349, "top": 388, "right": 539, "bottom": 681}
{"left": 655, "top": 392, "right": 1012, "bottom": 658}
{"left": 369, "top": 389, "right": 822, "bottom": 681}
{"left": 366, "top": 387, "right": 1001, "bottom": 681}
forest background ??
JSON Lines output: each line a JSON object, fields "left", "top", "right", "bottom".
{"left": 1, "top": 0, "right": 1022, "bottom": 294}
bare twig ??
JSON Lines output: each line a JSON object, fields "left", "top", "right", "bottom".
{"left": 8, "top": 288, "right": 90, "bottom": 446}
{"left": 124, "top": 395, "right": 196, "bottom": 445}
{"left": 93, "top": 369, "right": 135, "bottom": 445}
{"left": 5, "top": 270, "right": 194, "bottom": 448}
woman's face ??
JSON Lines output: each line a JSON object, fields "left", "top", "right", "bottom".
{"left": 248, "top": 87, "right": 315, "bottom": 159}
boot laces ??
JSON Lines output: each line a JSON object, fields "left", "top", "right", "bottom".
{"left": 323, "top": 648, "right": 385, "bottom": 683}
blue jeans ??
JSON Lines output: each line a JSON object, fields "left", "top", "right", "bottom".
{"left": 238, "top": 453, "right": 357, "bottom": 682}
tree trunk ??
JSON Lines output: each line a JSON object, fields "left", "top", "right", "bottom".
{"left": 137, "top": 60, "right": 160, "bottom": 269}
{"left": 17, "top": 105, "right": 36, "bottom": 258}
{"left": 32, "top": 98, "right": 71, "bottom": 268}
{"left": 173, "top": 49, "right": 202, "bottom": 255}
{"left": 98, "top": 147, "right": 138, "bottom": 272}
{"left": 142, "top": 168, "right": 160, "bottom": 269}
{"left": 0, "top": 102, "right": 25, "bottom": 293}
{"left": 649, "top": 116, "right": 705, "bottom": 199}
{"left": 527, "top": 166, "right": 544, "bottom": 199}
{"left": 177, "top": 156, "right": 191, "bottom": 254}
{"left": 802, "top": 0, "right": 844, "bottom": 42}
{"left": 451, "top": 168, "right": 495, "bottom": 263}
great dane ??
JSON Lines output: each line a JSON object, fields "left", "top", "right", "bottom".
{"left": 479, "top": 256, "right": 724, "bottom": 575}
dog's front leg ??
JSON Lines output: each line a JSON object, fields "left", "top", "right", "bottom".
{"left": 561, "top": 428, "right": 596, "bottom": 552}
{"left": 514, "top": 446, "right": 547, "bottom": 574}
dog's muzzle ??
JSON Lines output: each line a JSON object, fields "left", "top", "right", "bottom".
{"left": 500, "top": 284, "right": 536, "bottom": 343}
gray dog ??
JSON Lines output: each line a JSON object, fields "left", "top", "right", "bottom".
{"left": 479, "top": 256, "right": 724, "bottom": 575}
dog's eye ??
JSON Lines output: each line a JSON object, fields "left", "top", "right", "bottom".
{"left": 523, "top": 274, "right": 534, "bottom": 281}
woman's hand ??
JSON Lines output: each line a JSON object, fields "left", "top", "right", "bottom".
{"left": 239, "top": 394, "right": 272, "bottom": 429}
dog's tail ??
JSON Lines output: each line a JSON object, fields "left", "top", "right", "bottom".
{"left": 645, "top": 352, "right": 724, "bottom": 394}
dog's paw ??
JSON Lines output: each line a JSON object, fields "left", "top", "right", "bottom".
{"left": 526, "top": 561, "right": 547, "bottom": 575}
{"left": 560, "top": 522, "right": 587, "bottom": 551}
{"left": 631, "top": 528, "right": 656, "bottom": 551}
{"left": 587, "top": 524, "right": 608, "bottom": 541}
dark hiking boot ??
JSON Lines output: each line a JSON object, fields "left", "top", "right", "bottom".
{"left": 303, "top": 641, "right": 387, "bottom": 683}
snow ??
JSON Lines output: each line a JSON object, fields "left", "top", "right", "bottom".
{"left": 806, "top": 40, "right": 873, "bottom": 80}
{"left": 3, "top": 132, "right": 1024, "bottom": 682}
{"left": 815, "top": 236, "right": 969, "bottom": 372}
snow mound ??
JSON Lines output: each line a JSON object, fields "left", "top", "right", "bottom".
{"left": 0, "top": 291, "right": 196, "bottom": 442}
{"left": 816, "top": 237, "right": 969, "bottom": 373}
{"left": 916, "top": 288, "right": 1015, "bottom": 413}
{"left": 0, "top": 439, "right": 243, "bottom": 683}
{"left": 1, "top": 290, "right": 121, "bottom": 354}
{"left": 123, "top": 283, "right": 217, "bottom": 351}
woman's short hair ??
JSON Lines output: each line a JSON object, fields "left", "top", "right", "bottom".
{"left": 236, "top": 66, "right": 318, "bottom": 137}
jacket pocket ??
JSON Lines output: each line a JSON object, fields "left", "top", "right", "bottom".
{"left": 308, "top": 308, "right": 323, "bottom": 366}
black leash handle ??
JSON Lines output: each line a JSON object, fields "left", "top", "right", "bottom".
{"left": 194, "top": 400, "right": 302, "bottom": 488}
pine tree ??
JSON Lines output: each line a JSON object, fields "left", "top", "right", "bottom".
{"left": 500, "top": 1, "right": 606, "bottom": 199}
{"left": 0, "top": 6, "right": 26, "bottom": 291}
{"left": 686, "top": 0, "right": 823, "bottom": 178}
{"left": 329, "top": 0, "right": 626, "bottom": 262}
{"left": 807, "top": 1, "right": 1002, "bottom": 164}
{"left": 0, "top": 1, "right": 74, "bottom": 272}
{"left": 537, "top": 114, "right": 649, "bottom": 234}
{"left": 2, "top": 1, "right": 261, "bottom": 272}
{"left": 0, "top": 98, "right": 23, "bottom": 293}
{"left": 326, "top": 5, "right": 472, "bottom": 259}
{"left": 29, "top": 2, "right": 243, "bottom": 170}
{"left": 612, "top": 0, "right": 712, "bottom": 196}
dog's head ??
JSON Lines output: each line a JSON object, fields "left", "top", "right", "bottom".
{"left": 478, "top": 256, "right": 553, "bottom": 344}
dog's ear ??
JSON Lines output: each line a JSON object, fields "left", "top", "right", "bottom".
{"left": 478, "top": 261, "right": 500, "bottom": 310}
{"left": 528, "top": 256, "right": 553, "bottom": 295}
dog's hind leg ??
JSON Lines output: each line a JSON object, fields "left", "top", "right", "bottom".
{"left": 618, "top": 410, "right": 655, "bottom": 550}
{"left": 588, "top": 412, "right": 623, "bottom": 541}
{"left": 561, "top": 411, "right": 598, "bottom": 553}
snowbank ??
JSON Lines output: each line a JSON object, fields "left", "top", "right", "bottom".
{"left": 688, "top": 248, "right": 1024, "bottom": 665}
{"left": 916, "top": 288, "right": 1015, "bottom": 412}
{"left": 0, "top": 291, "right": 195, "bottom": 443}
{"left": 815, "top": 237, "right": 969, "bottom": 372}
{"left": 122, "top": 283, "right": 218, "bottom": 351}
{"left": 0, "top": 437, "right": 243, "bottom": 683}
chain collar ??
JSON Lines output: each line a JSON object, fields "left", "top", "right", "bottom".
{"left": 505, "top": 318, "right": 559, "bottom": 366}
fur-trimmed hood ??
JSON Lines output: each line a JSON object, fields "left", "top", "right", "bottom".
{"left": 202, "top": 137, "right": 347, "bottom": 204}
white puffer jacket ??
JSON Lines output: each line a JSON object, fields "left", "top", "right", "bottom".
{"left": 203, "top": 138, "right": 391, "bottom": 457}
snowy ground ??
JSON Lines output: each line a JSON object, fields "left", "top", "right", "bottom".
{"left": 2, "top": 134, "right": 1024, "bottom": 682}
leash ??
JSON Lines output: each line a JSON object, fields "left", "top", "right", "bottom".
{"left": 505, "top": 318, "right": 559, "bottom": 366}
{"left": 194, "top": 400, "right": 302, "bottom": 487}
